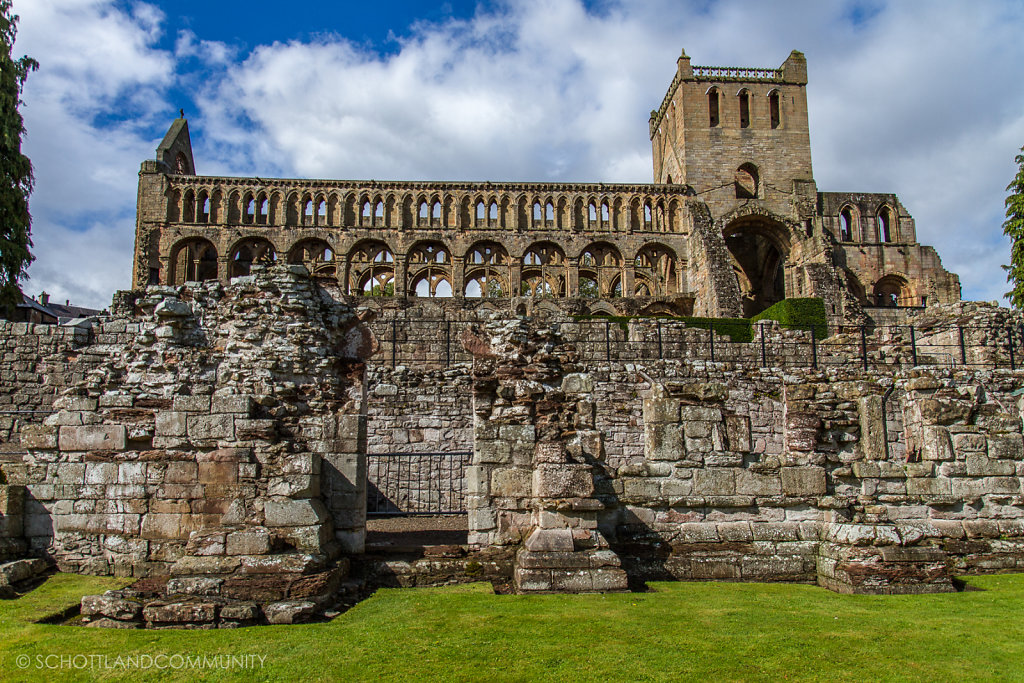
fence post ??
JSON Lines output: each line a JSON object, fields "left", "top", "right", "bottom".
{"left": 709, "top": 327, "right": 715, "bottom": 363}
{"left": 1010, "top": 326, "right": 1016, "bottom": 371}
{"left": 391, "top": 318, "right": 397, "bottom": 367}
{"left": 958, "top": 326, "right": 966, "bottom": 366}
{"left": 605, "top": 320, "right": 611, "bottom": 361}
{"left": 860, "top": 325, "right": 868, "bottom": 370}
{"left": 759, "top": 324, "right": 767, "bottom": 368}
{"left": 909, "top": 325, "right": 918, "bottom": 367}
{"left": 445, "top": 320, "right": 451, "bottom": 367}
{"left": 657, "top": 319, "right": 663, "bottom": 360}
{"left": 810, "top": 326, "right": 817, "bottom": 370}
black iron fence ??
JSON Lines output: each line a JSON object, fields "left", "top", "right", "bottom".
{"left": 365, "top": 317, "right": 1024, "bottom": 372}
{"left": 366, "top": 451, "right": 472, "bottom": 516}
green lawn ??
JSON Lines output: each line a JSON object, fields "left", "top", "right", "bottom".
{"left": 1, "top": 573, "right": 1023, "bottom": 681}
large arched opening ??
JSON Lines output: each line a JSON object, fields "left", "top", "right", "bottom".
{"left": 723, "top": 216, "right": 790, "bottom": 317}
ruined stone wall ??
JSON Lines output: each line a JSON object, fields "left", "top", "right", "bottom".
{"left": 0, "top": 266, "right": 373, "bottom": 578}
{"left": 462, "top": 305, "right": 1024, "bottom": 593}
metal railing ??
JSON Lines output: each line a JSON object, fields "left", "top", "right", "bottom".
{"left": 365, "top": 318, "right": 1024, "bottom": 372}
{"left": 366, "top": 451, "right": 472, "bottom": 516}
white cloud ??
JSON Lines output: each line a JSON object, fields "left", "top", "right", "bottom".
{"left": 14, "top": 0, "right": 174, "bottom": 307}
{"left": 12, "top": 0, "right": 1024, "bottom": 307}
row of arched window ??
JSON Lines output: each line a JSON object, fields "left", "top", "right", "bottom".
{"left": 836, "top": 204, "right": 901, "bottom": 243}
{"left": 167, "top": 237, "right": 680, "bottom": 299}
{"left": 707, "top": 88, "right": 781, "bottom": 129}
{"left": 168, "top": 187, "right": 685, "bottom": 234}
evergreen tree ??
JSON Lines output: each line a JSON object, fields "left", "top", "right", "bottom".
{"left": 0, "top": 1, "right": 36, "bottom": 312}
{"left": 1004, "top": 145, "right": 1024, "bottom": 308}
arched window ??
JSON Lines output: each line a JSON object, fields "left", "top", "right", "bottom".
{"left": 244, "top": 194, "right": 256, "bottom": 224}
{"left": 579, "top": 243, "right": 623, "bottom": 298}
{"left": 521, "top": 242, "right": 566, "bottom": 297}
{"left": 877, "top": 206, "right": 895, "bottom": 242}
{"left": 418, "top": 201, "right": 429, "bottom": 225}
{"left": 634, "top": 244, "right": 677, "bottom": 295}
{"left": 303, "top": 199, "right": 314, "bottom": 226}
{"left": 708, "top": 87, "right": 720, "bottom": 127}
{"left": 170, "top": 238, "right": 218, "bottom": 285}
{"left": 489, "top": 201, "right": 498, "bottom": 221}
{"left": 408, "top": 241, "right": 452, "bottom": 298}
{"left": 533, "top": 202, "right": 543, "bottom": 224}
{"left": 840, "top": 207, "right": 853, "bottom": 241}
{"left": 735, "top": 163, "right": 759, "bottom": 199}
{"left": 476, "top": 201, "right": 486, "bottom": 222}
{"left": 230, "top": 238, "right": 276, "bottom": 278}
{"left": 288, "top": 239, "right": 335, "bottom": 277}
{"left": 738, "top": 89, "right": 750, "bottom": 128}
{"left": 588, "top": 202, "right": 597, "bottom": 223}
{"left": 374, "top": 201, "right": 385, "bottom": 225}
{"left": 257, "top": 194, "right": 269, "bottom": 225}
{"left": 432, "top": 200, "right": 442, "bottom": 221}
{"left": 545, "top": 202, "right": 555, "bottom": 222}
{"left": 768, "top": 90, "right": 781, "bottom": 129}
{"left": 348, "top": 241, "right": 395, "bottom": 296}
{"left": 197, "top": 191, "right": 210, "bottom": 223}
{"left": 315, "top": 199, "right": 325, "bottom": 225}
{"left": 464, "top": 242, "right": 510, "bottom": 298}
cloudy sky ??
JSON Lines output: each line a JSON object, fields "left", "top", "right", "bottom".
{"left": 11, "top": 0, "right": 1024, "bottom": 309}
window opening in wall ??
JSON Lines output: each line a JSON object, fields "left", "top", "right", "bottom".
{"left": 601, "top": 202, "right": 610, "bottom": 222}
{"left": 804, "top": 219, "right": 813, "bottom": 238}
{"left": 738, "top": 90, "right": 750, "bottom": 128}
{"left": 708, "top": 88, "right": 720, "bottom": 127}
{"left": 588, "top": 203, "right": 597, "bottom": 222}
{"left": 769, "top": 90, "right": 780, "bottom": 129}
{"left": 245, "top": 197, "right": 256, "bottom": 224}
{"left": 533, "top": 202, "right": 542, "bottom": 222}
{"left": 840, "top": 208, "right": 853, "bottom": 241}
{"left": 419, "top": 201, "right": 429, "bottom": 220}
{"left": 476, "top": 201, "right": 485, "bottom": 221}
{"left": 735, "top": 163, "right": 759, "bottom": 199}
{"left": 375, "top": 201, "right": 384, "bottom": 221}
{"left": 259, "top": 196, "right": 270, "bottom": 225}
{"left": 545, "top": 202, "right": 555, "bottom": 222}
{"left": 198, "top": 193, "right": 210, "bottom": 223}
{"left": 644, "top": 202, "right": 652, "bottom": 226}
{"left": 432, "top": 201, "right": 442, "bottom": 220}
{"left": 878, "top": 207, "right": 893, "bottom": 242}
{"left": 489, "top": 202, "right": 498, "bottom": 220}
{"left": 362, "top": 201, "right": 372, "bottom": 220}
{"left": 303, "top": 199, "right": 314, "bottom": 225}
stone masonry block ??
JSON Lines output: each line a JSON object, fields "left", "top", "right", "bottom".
{"left": 725, "top": 415, "right": 751, "bottom": 452}
{"left": 533, "top": 464, "right": 594, "bottom": 499}
{"left": 58, "top": 425, "right": 127, "bottom": 452}
{"left": 693, "top": 468, "right": 736, "bottom": 496}
{"left": 643, "top": 398, "right": 680, "bottom": 425}
{"left": 186, "top": 414, "right": 234, "bottom": 440}
{"left": 264, "top": 498, "right": 328, "bottom": 527}
{"left": 645, "top": 423, "right": 683, "bottom": 461}
{"left": 211, "top": 395, "right": 254, "bottom": 415}
{"left": 154, "top": 412, "right": 187, "bottom": 437}
{"left": 922, "top": 426, "right": 955, "bottom": 461}
{"left": 781, "top": 466, "right": 826, "bottom": 496}
{"left": 492, "top": 468, "right": 531, "bottom": 498}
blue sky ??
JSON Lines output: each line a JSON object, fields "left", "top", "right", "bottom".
{"left": 11, "top": 0, "right": 1024, "bottom": 308}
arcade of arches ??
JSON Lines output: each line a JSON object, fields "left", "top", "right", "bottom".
{"left": 166, "top": 237, "right": 682, "bottom": 301}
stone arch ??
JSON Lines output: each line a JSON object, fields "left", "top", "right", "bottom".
{"left": 347, "top": 240, "right": 395, "bottom": 296}
{"left": 288, "top": 238, "right": 336, "bottom": 278}
{"left": 587, "top": 301, "right": 618, "bottom": 316}
{"left": 633, "top": 243, "right": 677, "bottom": 296}
{"left": 707, "top": 86, "right": 720, "bottom": 127}
{"left": 229, "top": 237, "right": 277, "bottom": 279}
{"left": 579, "top": 242, "right": 623, "bottom": 298}
{"left": 735, "top": 163, "right": 759, "bottom": 199}
{"left": 465, "top": 241, "right": 511, "bottom": 298}
{"left": 873, "top": 273, "right": 912, "bottom": 307}
{"left": 844, "top": 268, "right": 868, "bottom": 305}
{"left": 168, "top": 237, "right": 218, "bottom": 285}
{"left": 838, "top": 204, "right": 859, "bottom": 242}
{"left": 521, "top": 241, "right": 567, "bottom": 297}
{"left": 876, "top": 204, "right": 898, "bottom": 243}
{"left": 407, "top": 240, "right": 453, "bottom": 298}
{"left": 722, "top": 214, "right": 791, "bottom": 317}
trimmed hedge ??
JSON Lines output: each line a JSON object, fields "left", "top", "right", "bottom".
{"left": 751, "top": 298, "right": 828, "bottom": 338}
{"left": 575, "top": 297, "right": 829, "bottom": 343}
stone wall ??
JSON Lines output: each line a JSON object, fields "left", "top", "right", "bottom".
{"left": 461, "top": 304, "right": 1024, "bottom": 593}
{"left": 0, "top": 266, "right": 373, "bottom": 579}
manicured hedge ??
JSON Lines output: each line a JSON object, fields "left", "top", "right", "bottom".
{"left": 575, "top": 297, "right": 828, "bottom": 343}
{"left": 751, "top": 298, "right": 828, "bottom": 338}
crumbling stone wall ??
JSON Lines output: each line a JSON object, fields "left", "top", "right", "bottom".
{"left": 462, "top": 305, "right": 1024, "bottom": 594}
{"left": 0, "top": 266, "right": 374, "bottom": 578}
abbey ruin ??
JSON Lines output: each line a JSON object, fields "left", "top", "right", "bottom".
{"left": 1, "top": 50, "right": 1022, "bottom": 628}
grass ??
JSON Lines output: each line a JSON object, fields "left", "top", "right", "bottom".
{"left": 2, "top": 573, "right": 1024, "bottom": 681}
